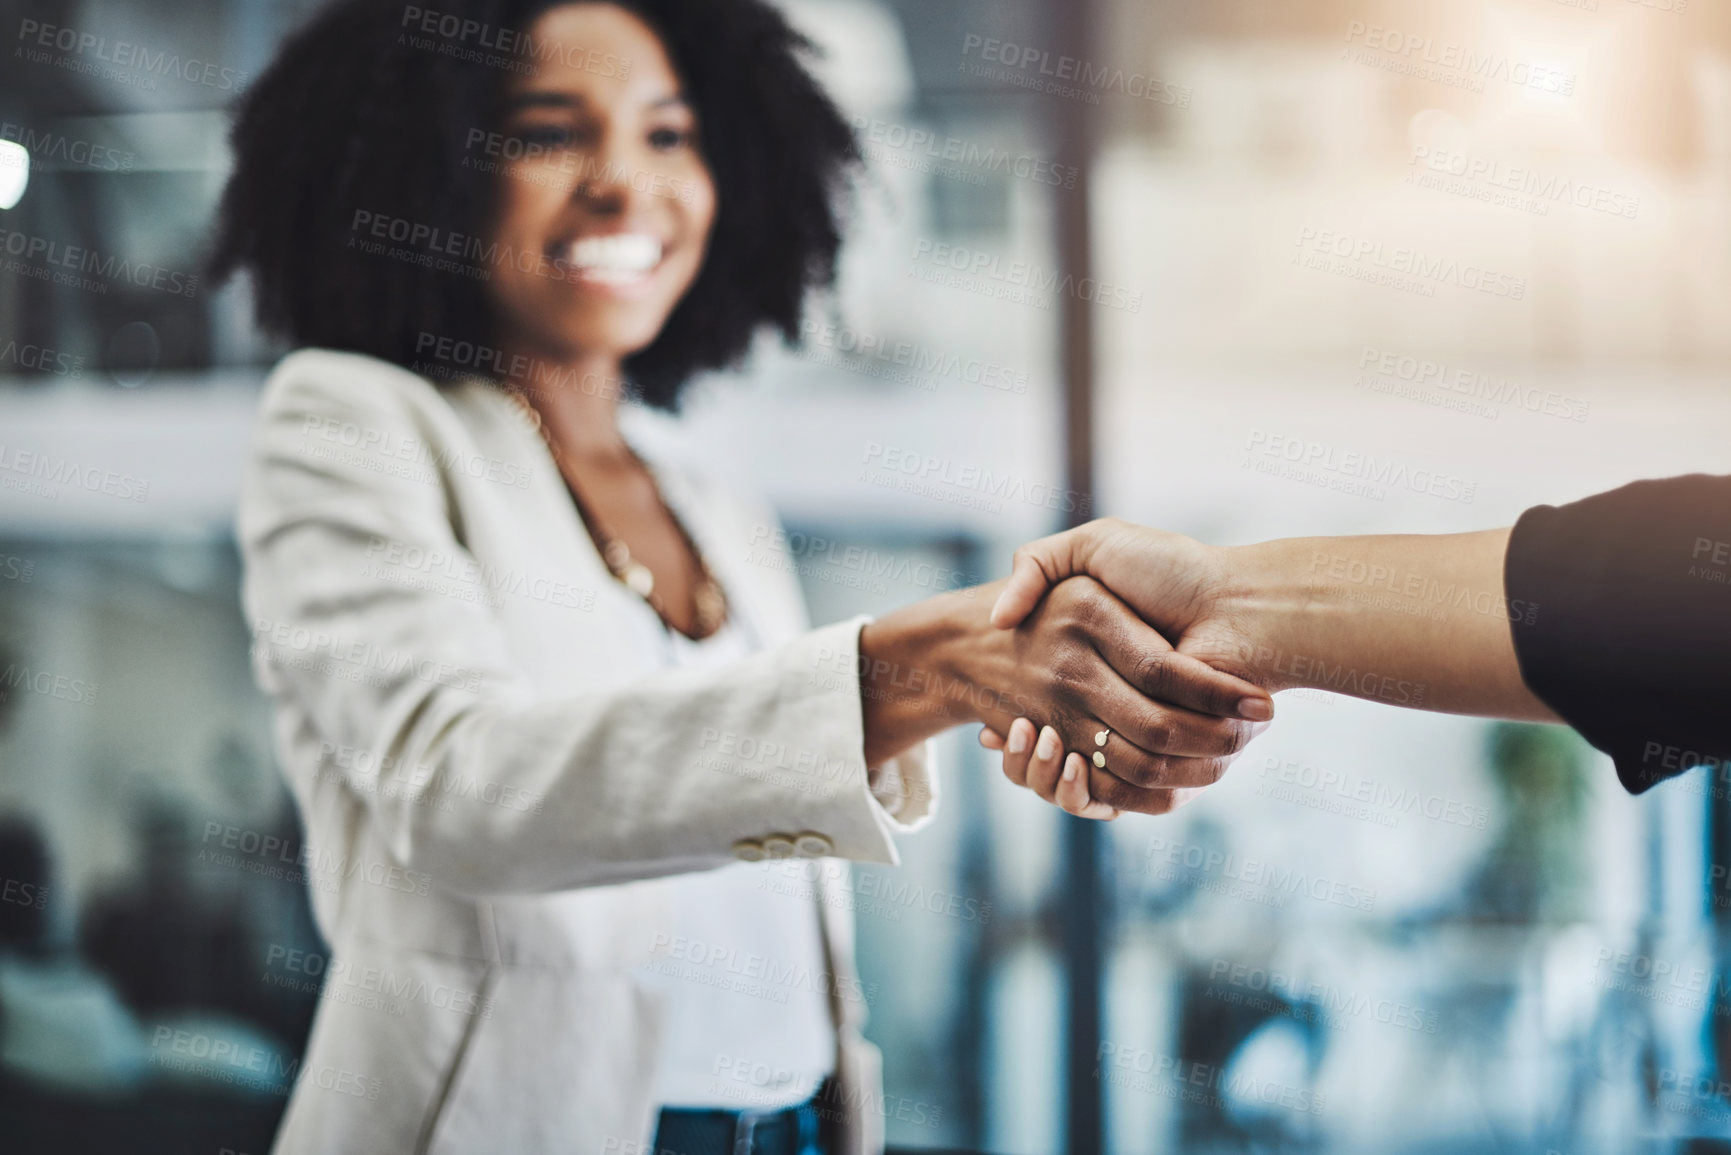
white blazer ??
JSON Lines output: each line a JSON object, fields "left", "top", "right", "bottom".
{"left": 237, "top": 349, "right": 938, "bottom": 1155}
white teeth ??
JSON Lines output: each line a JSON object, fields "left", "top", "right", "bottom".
{"left": 566, "top": 233, "right": 661, "bottom": 280}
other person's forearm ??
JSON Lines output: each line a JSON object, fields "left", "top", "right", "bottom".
{"left": 1202, "top": 531, "right": 1555, "bottom": 719}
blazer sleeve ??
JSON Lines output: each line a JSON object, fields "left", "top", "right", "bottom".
{"left": 1502, "top": 473, "right": 1731, "bottom": 794}
{"left": 238, "top": 353, "right": 936, "bottom": 896}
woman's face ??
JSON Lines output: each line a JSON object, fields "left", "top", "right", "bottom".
{"left": 486, "top": 3, "right": 716, "bottom": 364}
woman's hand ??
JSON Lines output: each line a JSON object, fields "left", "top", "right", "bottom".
{"left": 976, "top": 520, "right": 1280, "bottom": 818}
{"left": 859, "top": 574, "right": 1272, "bottom": 818}
{"left": 983, "top": 717, "right": 1125, "bottom": 821}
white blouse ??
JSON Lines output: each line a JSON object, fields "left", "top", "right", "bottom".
{"left": 645, "top": 620, "right": 836, "bottom": 1110}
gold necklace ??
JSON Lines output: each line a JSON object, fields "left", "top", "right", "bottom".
{"left": 503, "top": 387, "right": 729, "bottom": 639}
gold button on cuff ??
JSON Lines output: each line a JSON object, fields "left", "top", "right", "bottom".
{"left": 793, "top": 833, "right": 834, "bottom": 858}
{"left": 761, "top": 835, "right": 796, "bottom": 859}
{"left": 732, "top": 838, "right": 767, "bottom": 862}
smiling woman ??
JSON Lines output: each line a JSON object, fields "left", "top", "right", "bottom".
{"left": 208, "top": 2, "right": 1270, "bottom": 1153}
{"left": 211, "top": 0, "right": 855, "bottom": 408}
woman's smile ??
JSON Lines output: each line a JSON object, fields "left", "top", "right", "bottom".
{"left": 552, "top": 230, "right": 669, "bottom": 293}
{"left": 560, "top": 231, "right": 663, "bottom": 283}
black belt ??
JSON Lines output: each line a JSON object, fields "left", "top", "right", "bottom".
{"left": 651, "top": 1087, "right": 827, "bottom": 1155}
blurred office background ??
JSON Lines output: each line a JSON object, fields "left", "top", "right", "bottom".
{"left": 2, "top": 0, "right": 1729, "bottom": 1151}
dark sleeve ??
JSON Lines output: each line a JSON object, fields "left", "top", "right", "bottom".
{"left": 1503, "top": 474, "right": 1731, "bottom": 794}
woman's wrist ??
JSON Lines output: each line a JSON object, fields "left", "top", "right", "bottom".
{"left": 858, "top": 582, "right": 1004, "bottom": 764}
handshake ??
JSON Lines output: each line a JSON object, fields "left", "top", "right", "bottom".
{"left": 861, "top": 516, "right": 1548, "bottom": 821}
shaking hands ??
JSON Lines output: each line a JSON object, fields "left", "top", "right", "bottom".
{"left": 857, "top": 549, "right": 1273, "bottom": 821}
{"left": 979, "top": 519, "right": 1270, "bottom": 819}
{"left": 977, "top": 516, "right": 1552, "bottom": 819}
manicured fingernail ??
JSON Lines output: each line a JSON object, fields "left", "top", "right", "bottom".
{"left": 1035, "top": 726, "right": 1060, "bottom": 761}
{"left": 1237, "top": 697, "right": 1273, "bottom": 722}
{"left": 1063, "top": 757, "right": 1078, "bottom": 782}
{"left": 1007, "top": 724, "right": 1030, "bottom": 755}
